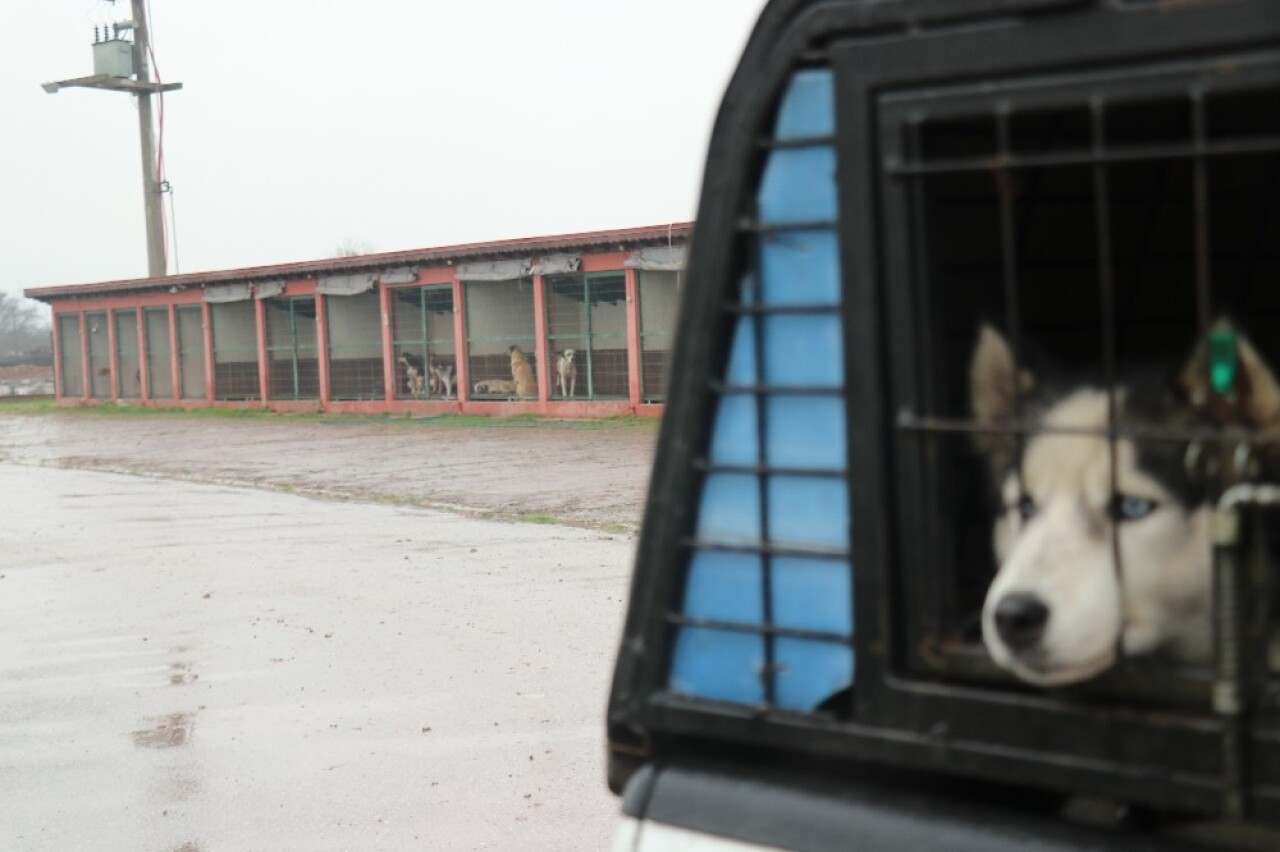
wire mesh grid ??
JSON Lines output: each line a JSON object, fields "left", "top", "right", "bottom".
{"left": 144, "top": 307, "right": 173, "bottom": 400}
{"left": 326, "top": 292, "right": 385, "bottom": 400}
{"left": 867, "top": 69, "right": 1280, "bottom": 815}
{"left": 85, "top": 311, "right": 111, "bottom": 399}
{"left": 544, "top": 273, "right": 629, "bottom": 400}
{"left": 57, "top": 314, "right": 84, "bottom": 398}
{"left": 390, "top": 285, "right": 457, "bottom": 400}
{"left": 638, "top": 270, "right": 680, "bottom": 402}
{"left": 264, "top": 297, "right": 319, "bottom": 400}
{"left": 465, "top": 279, "right": 537, "bottom": 400}
{"left": 210, "top": 301, "right": 259, "bottom": 400}
{"left": 176, "top": 305, "right": 206, "bottom": 400}
{"left": 113, "top": 309, "right": 141, "bottom": 399}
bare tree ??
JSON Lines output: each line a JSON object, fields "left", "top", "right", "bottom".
{"left": 0, "top": 293, "right": 51, "bottom": 357}
{"left": 331, "top": 238, "right": 377, "bottom": 258}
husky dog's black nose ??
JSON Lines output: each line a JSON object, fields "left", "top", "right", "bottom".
{"left": 994, "top": 594, "right": 1049, "bottom": 651}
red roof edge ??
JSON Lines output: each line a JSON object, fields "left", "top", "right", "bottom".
{"left": 24, "top": 222, "right": 693, "bottom": 301}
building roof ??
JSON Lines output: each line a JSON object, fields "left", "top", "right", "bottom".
{"left": 24, "top": 222, "right": 693, "bottom": 302}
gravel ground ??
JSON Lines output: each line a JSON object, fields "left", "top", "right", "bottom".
{"left": 0, "top": 412, "right": 659, "bottom": 531}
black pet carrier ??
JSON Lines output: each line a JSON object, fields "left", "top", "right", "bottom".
{"left": 608, "top": 0, "right": 1280, "bottom": 847}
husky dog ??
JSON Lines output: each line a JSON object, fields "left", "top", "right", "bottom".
{"left": 474, "top": 379, "right": 517, "bottom": 395}
{"left": 557, "top": 349, "right": 577, "bottom": 399}
{"left": 429, "top": 361, "right": 456, "bottom": 400}
{"left": 509, "top": 345, "right": 537, "bottom": 399}
{"left": 970, "top": 323, "right": 1280, "bottom": 686}
{"left": 397, "top": 353, "right": 426, "bottom": 397}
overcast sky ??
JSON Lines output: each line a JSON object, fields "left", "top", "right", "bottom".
{"left": 1, "top": 1, "right": 768, "bottom": 308}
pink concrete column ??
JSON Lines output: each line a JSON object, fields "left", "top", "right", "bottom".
{"left": 315, "top": 294, "right": 331, "bottom": 408}
{"left": 51, "top": 313, "right": 65, "bottom": 399}
{"left": 107, "top": 310, "right": 120, "bottom": 400}
{"left": 255, "top": 298, "right": 270, "bottom": 406}
{"left": 80, "top": 313, "right": 91, "bottom": 402}
{"left": 453, "top": 279, "right": 469, "bottom": 403}
{"left": 380, "top": 285, "right": 397, "bottom": 400}
{"left": 137, "top": 309, "right": 150, "bottom": 402}
{"left": 624, "top": 267, "right": 643, "bottom": 408}
{"left": 532, "top": 272, "right": 550, "bottom": 403}
{"left": 201, "top": 302, "right": 215, "bottom": 403}
{"left": 168, "top": 305, "right": 181, "bottom": 402}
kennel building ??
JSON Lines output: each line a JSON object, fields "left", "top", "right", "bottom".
{"left": 608, "top": 0, "right": 1280, "bottom": 847}
{"left": 26, "top": 224, "right": 688, "bottom": 417}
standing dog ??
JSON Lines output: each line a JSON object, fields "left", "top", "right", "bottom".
{"left": 509, "top": 345, "right": 537, "bottom": 399}
{"left": 970, "top": 322, "right": 1280, "bottom": 686}
{"left": 429, "top": 361, "right": 456, "bottom": 400}
{"left": 397, "top": 353, "right": 426, "bottom": 398}
{"left": 556, "top": 349, "right": 578, "bottom": 399}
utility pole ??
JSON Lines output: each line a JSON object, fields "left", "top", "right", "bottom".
{"left": 42, "top": 0, "right": 182, "bottom": 278}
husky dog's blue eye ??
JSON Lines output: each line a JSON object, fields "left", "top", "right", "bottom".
{"left": 1111, "top": 495, "right": 1156, "bottom": 521}
{"left": 1016, "top": 495, "right": 1036, "bottom": 521}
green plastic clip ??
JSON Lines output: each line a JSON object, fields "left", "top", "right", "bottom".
{"left": 1209, "top": 328, "right": 1238, "bottom": 396}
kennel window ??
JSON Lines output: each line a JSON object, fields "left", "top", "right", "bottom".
{"left": 210, "top": 301, "right": 260, "bottom": 401}
{"left": 544, "top": 272, "right": 628, "bottom": 400}
{"left": 638, "top": 270, "right": 680, "bottom": 403}
{"left": 390, "top": 285, "right": 457, "bottom": 400}
{"left": 85, "top": 311, "right": 111, "bottom": 400}
{"left": 326, "top": 291, "right": 385, "bottom": 401}
{"left": 113, "top": 309, "right": 141, "bottom": 400}
{"left": 176, "top": 305, "right": 207, "bottom": 400}
{"left": 876, "top": 55, "right": 1280, "bottom": 697}
{"left": 264, "top": 297, "right": 319, "bottom": 401}
{"left": 465, "top": 278, "right": 537, "bottom": 399}
{"left": 665, "top": 67, "right": 854, "bottom": 711}
{"left": 144, "top": 307, "right": 173, "bottom": 400}
{"left": 57, "top": 314, "right": 84, "bottom": 399}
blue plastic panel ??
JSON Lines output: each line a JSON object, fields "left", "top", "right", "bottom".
{"left": 681, "top": 550, "right": 764, "bottom": 624}
{"left": 760, "top": 230, "right": 841, "bottom": 307}
{"left": 757, "top": 147, "right": 837, "bottom": 225}
{"left": 774, "top": 638, "right": 854, "bottom": 710}
{"left": 765, "top": 395, "right": 847, "bottom": 470}
{"left": 763, "top": 314, "right": 844, "bottom": 388}
{"left": 708, "top": 393, "right": 760, "bottom": 466}
{"left": 670, "top": 627, "right": 766, "bottom": 704}
{"left": 774, "top": 68, "right": 835, "bottom": 141}
{"left": 668, "top": 67, "right": 852, "bottom": 712}
{"left": 696, "top": 473, "right": 761, "bottom": 544}
{"left": 768, "top": 475, "right": 850, "bottom": 550}
{"left": 773, "top": 557, "right": 853, "bottom": 635}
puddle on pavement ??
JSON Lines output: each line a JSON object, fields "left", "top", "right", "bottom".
{"left": 132, "top": 713, "right": 195, "bottom": 748}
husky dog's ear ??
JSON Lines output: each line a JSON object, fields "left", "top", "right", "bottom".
{"left": 970, "top": 325, "right": 1035, "bottom": 468}
{"left": 1179, "top": 320, "right": 1280, "bottom": 432}
{"left": 971, "top": 325, "right": 1034, "bottom": 424}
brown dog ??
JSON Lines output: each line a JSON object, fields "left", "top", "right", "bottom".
{"left": 509, "top": 345, "right": 537, "bottom": 399}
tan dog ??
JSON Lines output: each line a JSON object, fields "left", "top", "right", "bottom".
{"left": 429, "top": 361, "right": 455, "bottom": 400}
{"left": 474, "top": 379, "right": 516, "bottom": 395}
{"left": 509, "top": 345, "right": 537, "bottom": 399}
{"left": 397, "top": 354, "right": 426, "bottom": 398}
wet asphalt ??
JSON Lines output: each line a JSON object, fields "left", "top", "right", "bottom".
{"left": 0, "top": 463, "right": 633, "bottom": 850}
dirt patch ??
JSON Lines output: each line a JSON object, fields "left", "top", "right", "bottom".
{"left": 0, "top": 412, "right": 659, "bottom": 532}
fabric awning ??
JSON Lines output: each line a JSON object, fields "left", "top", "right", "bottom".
{"left": 203, "top": 283, "right": 253, "bottom": 303}
{"left": 456, "top": 259, "right": 532, "bottom": 281}
{"left": 317, "top": 273, "right": 377, "bottom": 296}
{"left": 624, "top": 246, "right": 687, "bottom": 271}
